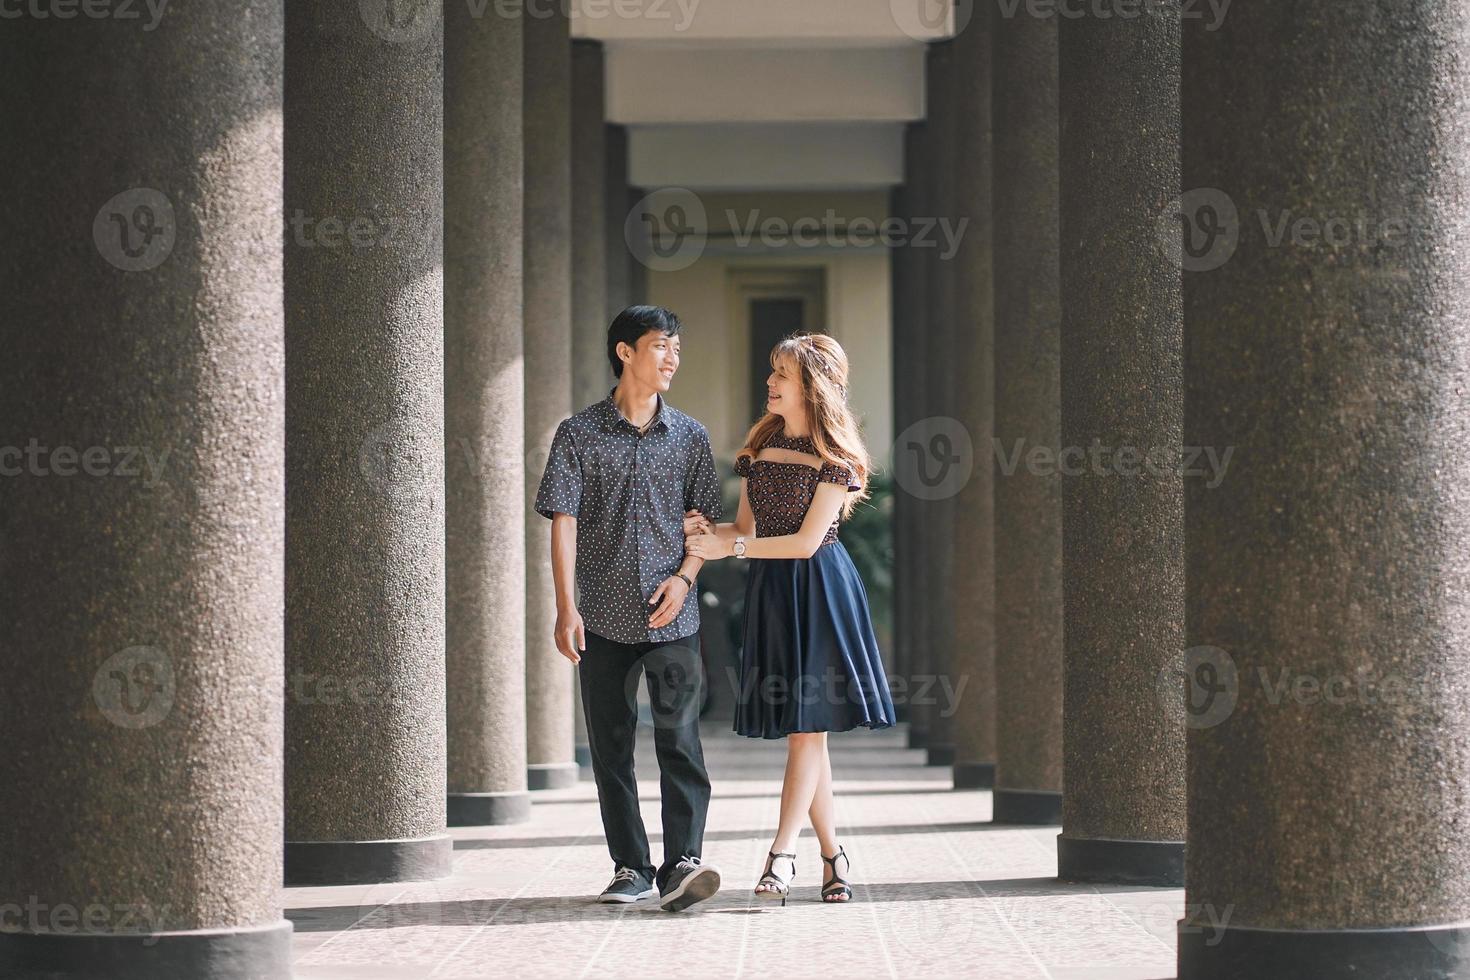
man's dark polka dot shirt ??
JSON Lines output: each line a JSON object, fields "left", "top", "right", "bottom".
{"left": 535, "top": 387, "right": 724, "bottom": 645}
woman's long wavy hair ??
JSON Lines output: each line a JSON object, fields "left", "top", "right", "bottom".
{"left": 737, "top": 332, "right": 874, "bottom": 522}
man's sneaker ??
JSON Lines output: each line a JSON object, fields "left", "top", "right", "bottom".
{"left": 659, "top": 855, "right": 721, "bottom": 912}
{"left": 598, "top": 866, "right": 656, "bottom": 904}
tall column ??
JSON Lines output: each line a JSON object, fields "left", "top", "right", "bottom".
{"left": 921, "top": 39, "right": 958, "bottom": 768}
{"left": 991, "top": 8, "right": 1063, "bottom": 825}
{"left": 606, "top": 124, "right": 633, "bottom": 320}
{"left": 524, "top": 5, "right": 579, "bottom": 792}
{"left": 283, "top": 0, "right": 450, "bottom": 884}
{"left": 628, "top": 186, "right": 650, "bottom": 305}
{"left": 445, "top": 5, "right": 530, "bottom": 826}
{"left": 898, "top": 122, "right": 931, "bottom": 748}
{"left": 949, "top": 11, "right": 997, "bottom": 791}
{"left": 1180, "top": 3, "right": 1470, "bottom": 975}
{"left": 571, "top": 39, "right": 609, "bottom": 410}
{"left": 0, "top": 5, "right": 292, "bottom": 977}
{"left": 1055, "top": 9, "right": 1185, "bottom": 883}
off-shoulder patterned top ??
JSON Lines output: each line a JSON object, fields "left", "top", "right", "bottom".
{"left": 734, "top": 431, "right": 862, "bottom": 546}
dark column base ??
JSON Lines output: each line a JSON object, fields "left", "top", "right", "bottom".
{"left": 1057, "top": 834, "right": 1183, "bottom": 886}
{"left": 1179, "top": 920, "right": 1470, "bottom": 980}
{"left": 993, "top": 788, "right": 1062, "bottom": 825}
{"left": 574, "top": 744, "right": 592, "bottom": 767}
{"left": 284, "top": 833, "right": 453, "bottom": 886}
{"left": 907, "top": 726, "right": 929, "bottom": 750}
{"left": 926, "top": 743, "right": 956, "bottom": 767}
{"left": 0, "top": 919, "right": 293, "bottom": 980}
{"left": 527, "top": 762, "right": 579, "bottom": 790}
{"left": 894, "top": 701, "right": 912, "bottom": 723}
{"left": 447, "top": 791, "right": 531, "bottom": 827}
{"left": 953, "top": 762, "right": 995, "bottom": 789}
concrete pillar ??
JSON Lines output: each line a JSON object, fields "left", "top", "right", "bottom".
{"left": 445, "top": 4, "right": 531, "bottom": 827}
{"left": 991, "top": 9, "right": 1063, "bottom": 825}
{"left": 524, "top": 5, "right": 579, "bottom": 792}
{"left": 949, "top": 11, "right": 997, "bottom": 791}
{"left": 606, "top": 124, "right": 633, "bottom": 320}
{"left": 571, "top": 39, "right": 609, "bottom": 410}
{"left": 1179, "top": 3, "right": 1470, "bottom": 975}
{"left": 898, "top": 121, "right": 931, "bottom": 748}
{"left": 1055, "top": 9, "right": 1185, "bottom": 884}
{"left": 921, "top": 39, "right": 958, "bottom": 768}
{"left": 0, "top": 5, "right": 292, "bottom": 977}
{"left": 283, "top": 0, "right": 450, "bottom": 885}
{"left": 628, "top": 186, "right": 650, "bottom": 305}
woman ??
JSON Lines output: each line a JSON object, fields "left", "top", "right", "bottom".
{"left": 684, "top": 332, "right": 896, "bottom": 906}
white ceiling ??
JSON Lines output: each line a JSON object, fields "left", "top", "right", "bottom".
{"left": 571, "top": 0, "right": 953, "bottom": 189}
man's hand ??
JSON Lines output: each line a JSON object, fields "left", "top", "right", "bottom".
{"left": 554, "top": 607, "right": 586, "bottom": 664}
{"left": 683, "top": 508, "right": 713, "bottom": 538}
{"left": 647, "top": 574, "right": 691, "bottom": 630}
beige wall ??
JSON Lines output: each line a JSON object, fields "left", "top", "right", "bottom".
{"left": 648, "top": 191, "right": 893, "bottom": 471}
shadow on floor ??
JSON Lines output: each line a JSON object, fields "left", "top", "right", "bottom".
{"left": 285, "top": 875, "right": 1172, "bottom": 933}
{"left": 451, "top": 821, "right": 1021, "bottom": 850}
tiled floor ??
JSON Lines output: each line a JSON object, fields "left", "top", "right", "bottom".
{"left": 284, "top": 725, "right": 1180, "bottom": 979}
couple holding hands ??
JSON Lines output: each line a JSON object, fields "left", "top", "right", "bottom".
{"left": 534, "top": 305, "right": 895, "bottom": 912}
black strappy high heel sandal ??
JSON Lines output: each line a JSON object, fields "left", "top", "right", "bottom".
{"left": 754, "top": 851, "right": 796, "bottom": 907}
{"left": 821, "top": 846, "right": 853, "bottom": 903}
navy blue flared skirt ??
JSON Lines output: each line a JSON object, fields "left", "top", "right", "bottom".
{"left": 734, "top": 539, "right": 897, "bottom": 739}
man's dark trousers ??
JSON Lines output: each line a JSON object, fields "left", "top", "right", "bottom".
{"left": 579, "top": 629, "right": 711, "bottom": 892}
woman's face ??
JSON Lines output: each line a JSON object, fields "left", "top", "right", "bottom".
{"left": 765, "top": 353, "right": 804, "bottom": 418}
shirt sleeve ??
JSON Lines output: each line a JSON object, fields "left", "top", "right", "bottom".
{"left": 534, "top": 420, "right": 582, "bottom": 520}
{"left": 685, "top": 425, "right": 725, "bottom": 522}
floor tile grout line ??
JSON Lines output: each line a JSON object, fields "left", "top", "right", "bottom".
{"left": 916, "top": 792, "right": 1056, "bottom": 980}
{"left": 1092, "top": 883, "right": 1181, "bottom": 954}
{"left": 290, "top": 884, "right": 412, "bottom": 965}
{"left": 426, "top": 814, "right": 604, "bottom": 979}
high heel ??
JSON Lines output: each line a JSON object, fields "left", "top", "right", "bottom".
{"left": 821, "top": 845, "right": 853, "bottom": 903}
{"left": 754, "top": 850, "right": 796, "bottom": 907}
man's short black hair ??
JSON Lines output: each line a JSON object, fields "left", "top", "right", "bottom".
{"left": 607, "top": 305, "right": 682, "bottom": 378}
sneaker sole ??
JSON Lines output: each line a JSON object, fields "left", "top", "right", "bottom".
{"left": 659, "top": 866, "right": 721, "bottom": 912}
{"left": 599, "top": 887, "right": 657, "bottom": 904}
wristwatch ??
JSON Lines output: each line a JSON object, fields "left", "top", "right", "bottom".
{"left": 675, "top": 571, "right": 695, "bottom": 590}
{"left": 734, "top": 536, "right": 748, "bottom": 559}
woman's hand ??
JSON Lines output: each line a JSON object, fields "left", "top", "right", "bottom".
{"left": 683, "top": 509, "right": 713, "bottom": 538}
{"left": 685, "top": 532, "right": 732, "bottom": 561}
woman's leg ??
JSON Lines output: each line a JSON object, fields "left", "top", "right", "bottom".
{"left": 807, "top": 735, "right": 839, "bottom": 858}
{"left": 756, "top": 732, "right": 825, "bottom": 893}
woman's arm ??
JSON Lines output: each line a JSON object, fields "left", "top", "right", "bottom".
{"left": 687, "top": 482, "right": 845, "bottom": 562}
{"left": 737, "top": 482, "right": 845, "bottom": 559}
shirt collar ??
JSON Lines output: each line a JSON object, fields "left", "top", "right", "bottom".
{"left": 601, "top": 385, "right": 668, "bottom": 434}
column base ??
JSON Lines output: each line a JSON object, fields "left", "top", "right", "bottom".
{"left": 953, "top": 762, "right": 995, "bottom": 789}
{"left": 1179, "top": 920, "right": 1470, "bottom": 980}
{"left": 926, "top": 743, "right": 956, "bottom": 766}
{"left": 907, "top": 726, "right": 929, "bottom": 750}
{"left": 1057, "top": 834, "right": 1183, "bottom": 886}
{"left": 284, "top": 833, "right": 453, "bottom": 886}
{"left": 0, "top": 919, "right": 293, "bottom": 980}
{"left": 992, "top": 788, "right": 1062, "bottom": 825}
{"left": 527, "top": 761, "right": 579, "bottom": 790}
{"left": 574, "top": 744, "right": 592, "bottom": 768}
{"left": 447, "top": 790, "right": 531, "bottom": 826}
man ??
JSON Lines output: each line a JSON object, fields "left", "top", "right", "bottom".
{"left": 534, "top": 305, "right": 724, "bottom": 912}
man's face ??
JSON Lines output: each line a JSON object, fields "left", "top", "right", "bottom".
{"left": 622, "top": 329, "right": 681, "bottom": 392}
